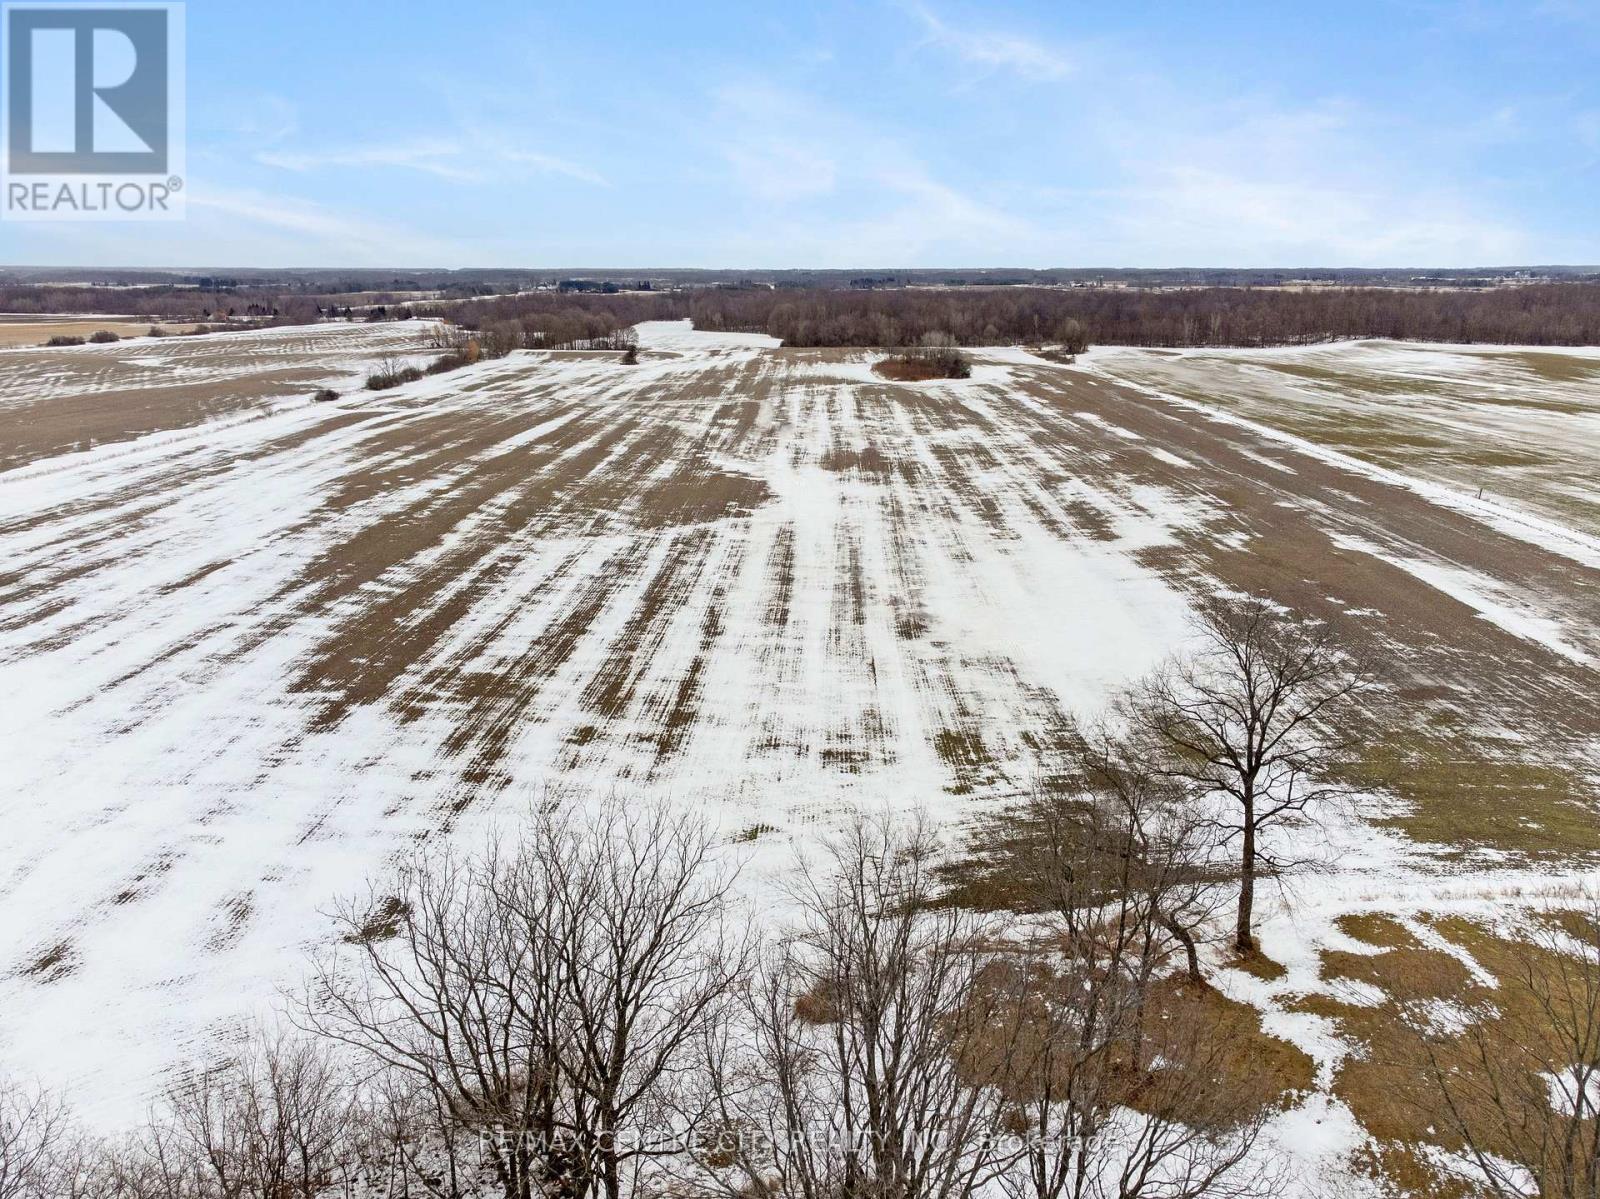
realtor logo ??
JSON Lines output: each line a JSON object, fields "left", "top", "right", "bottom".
{"left": 2, "top": 2, "right": 184, "bottom": 219}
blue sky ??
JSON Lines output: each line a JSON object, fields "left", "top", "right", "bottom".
{"left": 6, "top": 0, "right": 1600, "bottom": 268}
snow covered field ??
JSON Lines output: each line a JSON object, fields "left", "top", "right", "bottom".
{"left": 1085, "top": 339, "right": 1600, "bottom": 538}
{"left": 1, "top": 322, "right": 1598, "bottom": 1185}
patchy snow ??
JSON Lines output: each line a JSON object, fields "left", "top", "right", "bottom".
{"left": 3, "top": 320, "right": 1599, "bottom": 1199}
{"left": 0, "top": 322, "right": 1210, "bottom": 1126}
{"left": 1328, "top": 532, "right": 1594, "bottom": 666}
{"left": 1082, "top": 340, "right": 1600, "bottom": 563}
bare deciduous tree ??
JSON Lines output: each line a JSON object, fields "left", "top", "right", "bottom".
{"left": 303, "top": 799, "right": 747, "bottom": 1199}
{"left": 1128, "top": 599, "right": 1364, "bottom": 954}
{"left": 696, "top": 807, "right": 1275, "bottom": 1199}
{"left": 1020, "top": 732, "right": 1227, "bottom": 985}
{"left": 1406, "top": 901, "right": 1600, "bottom": 1199}
{"left": 697, "top": 813, "right": 1019, "bottom": 1199}
{"left": 0, "top": 1075, "right": 73, "bottom": 1199}
{"left": 139, "top": 1024, "right": 362, "bottom": 1199}
{"left": 998, "top": 744, "right": 1278, "bottom": 1199}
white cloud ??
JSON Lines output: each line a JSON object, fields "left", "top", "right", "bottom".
{"left": 185, "top": 186, "right": 474, "bottom": 265}
{"left": 1115, "top": 166, "right": 1528, "bottom": 264}
{"left": 257, "top": 139, "right": 481, "bottom": 181}
{"left": 705, "top": 82, "right": 1029, "bottom": 262}
{"left": 492, "top": 148, "right": 609, "bottom": 187}
{"left": 257, "top": 132, "right": 607, "bottom": 187}
{"left": 906, "top": 3, "right": 1073, "bottom": 81}
{"left": 1057, "top": 90, "right": 1536, "bottom": 265}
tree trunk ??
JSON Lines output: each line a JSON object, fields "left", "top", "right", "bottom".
{"left": 1162, "top": 914, "right": 1203, "bottom": 983}
{"left": 1235, "top": 818, "right": 1256, "bottom": 954}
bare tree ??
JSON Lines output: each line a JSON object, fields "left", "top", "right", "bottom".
{"left": 1405, "top": 901, "right": 1600, "bottom": 1198}
{"left": 304, "top": 835, "right": 567, "bottom": 1199}
{"left": 696, "top": 813, "right": 1020, "bottom": 1199}
{"left": 518, "top": 802, "right": 749, "bottom": 1199}
{"left": 997, "top": 744, "right": 1277, "bottom": 1199}
{"left": 0, "top": 1075, "right": 74, "bottom": 1199}
{"left": 1055, "top": 318, "right": 1088, "bottom": 355}
{"left": 138, "top": 1024, "right": 362, "bottom": 1199}
{"left": 694, "top": 808, "right": 1274, "bottom": 1199}
{"left": 1128, "top": 599, "right": 1364, "bottom": 954}
{"left": 303, "top": 799, "right": 747, "bottom": 1199}
{"left": 911, "top": 331, "right": 972, "bottom": 379}
{"left": 1019, "top": 731, "right": 1228, "bottom": 985}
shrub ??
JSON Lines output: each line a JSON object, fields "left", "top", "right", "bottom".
{"left": 146, "top": 325, "right": 166, "bottom": 338}
{"left": 873, "top": 331, "right": 972, "bottom": 381}
{"left": 87, "top": 329, "right": 120, "bottom": 343}
{"left": 312, "top": 388, "right": 340, "bottom": 403}
{"left": 365, "top": 363, "right": 424, "bottom": 391}
{"left": 873, "top": 355, "right": 943, "bottom": 381}
{"left": 621, "top": 345, "right": 639, "bottom": 365}
{"left": 1056, "top": 316, "right": 1088, "bottom": 355}
{"left": 43, "top": 334, "right": 84, "bottom": 347}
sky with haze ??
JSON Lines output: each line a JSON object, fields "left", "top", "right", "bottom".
{"left": 4, "top": 0, "right": 1599, "bottom": 269}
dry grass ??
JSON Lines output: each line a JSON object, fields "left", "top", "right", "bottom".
{"left": 1226, "top": 949, "right": 1288, "bottom": 982}
{"left": 1320, "top": 944, "right": 1473, "bottom": 1000}
{"left": 1280, "top": 992, "right": 1366, "bottom": 1020}
{"left": 1141, "top": 977, "right": 1315, "bottom": 1111}
{"left": 0, "top": 316, "right": 196, "bottom": 347}
{"left": 792, "top": 977, "right": 842, "bottom": 1025}
{"left": 931, "top": 727, "right": 999, "bottom": 796}
{"left": 343, "top": 896, "right": 409, "bottom": 944}
{"left": 1306, "top": 909, "right": 1600, "bottom": 1194}
{"left": 956, "top": 960, "right": 1312, "bottom": 1132}
{"left": 819, "top": 445, "right": 895, "bottom": 477}
{"left": 1335, "top": 912, "right": 1422, "bottom": 949}
{"left": 1343, "top": 726, "right": 1600, "bottom": 859}
{"left": 21, "top": 940, "right": 77, "bottom": 981}
{"left": 1351, "top": 1142, "right": 1478, "bottom": 1199}
{"left": 730, "top": 823, "right": 778, "bottom": 844}
{"left": 1501, "top": 350, "right": 1600, "bottom": 384}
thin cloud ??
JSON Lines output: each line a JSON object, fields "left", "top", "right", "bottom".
{"left": 256, "top": 135, "right": 608, "bottom": 186}
{"left": 187, "top": 186, "right": 474, "bottom": 264}
{"left": 704, "top": 82, "right": 1033, "bottom": 264}
{"left": 485, "top": 146, "right": 610, "bottom": 187}
{"left": 257, "top": 139, "right": 480, "bottom": 181}
{"left": 1090, "top": 97, "right": 1532, "bottom": 265}
{"left": 906, "top": 3, "right": 1073, "bottom": 81}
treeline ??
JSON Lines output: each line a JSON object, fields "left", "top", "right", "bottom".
{"left": 363, "top": 300, "right": 652, "bottom": 391}
{"left": 0, "top": 285, "right": 341, "bottom": 327}
{"left": 14, "top": 278, "right": 1600, "bottom": 348}
{"left": 688, "top": 282, "right": 1600, "bottom": 348}
{"left": 432, "top": 290, "right": 686, "bottom": 353}
{"left": 0, "top": 285, "right": 271, "bottom": 322}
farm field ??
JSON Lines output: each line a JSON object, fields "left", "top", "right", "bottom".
{"left": 1, "top": 320, "right": 1598, "bottom": 1188}
{"left": 0, "top": 315, "right": 203, "bottom": 349}
{"left": 1087, "top": 339, "right": 1600, "bottom": 536}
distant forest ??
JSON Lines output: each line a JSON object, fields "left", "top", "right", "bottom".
{"left": 6, "top": 272, "right": 1600, "bottom": 349}
{"left": 436, "top": 291, "right": 687, "bottom": 351}
{"left": 687, "top": 283, "right": 1600, "bottom": 349}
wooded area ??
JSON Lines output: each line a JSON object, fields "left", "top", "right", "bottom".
{"left": 688, "top": 282, "right": 1600, "bottom": 348}
{"left": 8, "top": 278, "right": 1600, "bottom": 350}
